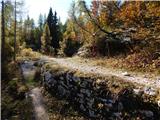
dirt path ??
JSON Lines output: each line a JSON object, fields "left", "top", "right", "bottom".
{"left": 21, "top": 61, "right": 49, "bottom": 120}
{"left": 30, "top": 88, "right": 49, "bottom": 120}
{"left": 40, "top": 56, "right": 160, "bottom": 90}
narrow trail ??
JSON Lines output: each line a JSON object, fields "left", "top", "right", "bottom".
{"left": 41, "top": 56, "right": 160, "bottom": 90}
{"left": 21, "top": 61, "right": 49, "bottom": 120}
{"left": 30, "top": 87, "right": 49, "bottom": 120}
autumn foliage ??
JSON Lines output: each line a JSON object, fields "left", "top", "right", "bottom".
{"left": 60, "top": 0, "right": 160, "bottom": 73}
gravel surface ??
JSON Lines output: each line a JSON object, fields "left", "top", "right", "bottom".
{"left": 41, "top": 56, "right": 160, "bottom": 90}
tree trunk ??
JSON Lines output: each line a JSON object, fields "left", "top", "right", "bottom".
{"left": 14, "top": 0, "right": 16, "bottom": 61}
{"left": 1, "top": 0, "right": 5, "bottom": 63}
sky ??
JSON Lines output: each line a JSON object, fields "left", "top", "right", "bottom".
{"left": 23, "top": 0, "right": 91, "bottom": 25}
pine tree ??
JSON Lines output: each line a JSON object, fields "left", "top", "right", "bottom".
{"left": 41, "top": 23, "right": 51, "bottom": 54}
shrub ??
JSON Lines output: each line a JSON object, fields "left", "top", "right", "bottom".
{"left": 20, "top": 48, "right": 41, "bottom": 59}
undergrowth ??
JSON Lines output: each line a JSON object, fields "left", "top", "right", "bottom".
{"left": 1, "top": 61, "right": 34, "bottom": 119}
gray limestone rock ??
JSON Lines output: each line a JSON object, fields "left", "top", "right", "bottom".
{"left": 144, "top": 87, "right": 157, "bottom": 96}
{"left": 88, "top": 109, "right": 96, "bottom": 118}
{"left": 44, "top": 71, "right": 52, "bottom": 82}
{"left": 140, "top": 110, "right": 154, "bottom": 118}
{"left": 80, "top": 104, "right": 86, "bottom": 111}
{"left": 58, "top": 85, "right": 66, "bottom": 97}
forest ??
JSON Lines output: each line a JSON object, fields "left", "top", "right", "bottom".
{"left": 1, "top": 0, "right": 160, "bottom": 120}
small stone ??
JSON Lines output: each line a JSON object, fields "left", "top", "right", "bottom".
{"left": 80, "top": 104, "right": 86, "bottom": 111}
{"left": 80, "top": 89, "right": 86, "bottom": 94}
{"left": 86, "top": 89, "right": 91, "bottom": 97}
{"left": 98, "top": 103, "right": 104, "bottom": 109}
{"left": 105, "top": 103, "right": 112, "bottom": 108}
{"left": 158, "top": 100, "right": 160, "bottom": 107}
{"left": 58, "top": 85, "right": 66, "bottom": 97}
{"left": 113, "top": 112, "right": 122, "bottom": 119}
{"left": 133, "top": 88, "right": 143, "bottom": 95}
{"left": 72, "top": 76, "right": 80, "bottom": 82}
{"left": 86, "top": 79, "right": 93, "bottom": 83}
{"left": 87, "top": 102, "right": 93, "bottom": 109}
{"left": 129, "top": 27, "right": 137, "bottom": 32}
{"left": 144, "top": 87, "right": 157, "bottom": 96}
{"left": 88, "top": 109, "right": 96, "bottom": 117}
{"left": 123, "top": 37, "right": 131, "bottom": 42}
{"left": 60, "top": 81, "right": 68, "bottom": 89}
{"left": 96, "top": 79, "right": 106, "bottom": 85}
{"left": 59, "top": 77, "right": 64, "bottom": 80}
{"left": 122, "top": 72, "right": 131, "bottom": 76}
{"left": 79, "top": 99, "right": 84, "bottom": 104}
{"left": 108, "top": 99, "right": 114, "bottom": 104}
{"left": 51, "top": 78, "right": 57, "bottom": 86}
{"left": 96, "top": 79, "right": 101, "bottom": 84}
{"left": 66, "top": 73, "right": 72, "bottom": 81}
{"left": 99, "top": 98, "right": 107, "bottom": 103}
{"left": 87, "top": 99, "right": 94, "bottom": 108}
{"left": 24, "top": 60, "right": 28, "bottom": 64}
{"left": 80, "top": 81, "right": 88, "bottom": 88}
{"left": 44, "top": 71, "right": 52, "bottom": 81}
{"left": 118, "top": 102, "right": 123, "bottom": 112}
{"left": 77, "top": 93, "right": 84, "bottom": 98}
{"left": 140, "top": 110, "right": 154, "bottom": 118}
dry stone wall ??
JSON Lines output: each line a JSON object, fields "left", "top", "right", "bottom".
{"left": 37, "top": 61, "right": 160, "bottom": 119}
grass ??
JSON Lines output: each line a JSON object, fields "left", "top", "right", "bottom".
{"left": 26, "top": 78, "right": 37, "bottom": 87}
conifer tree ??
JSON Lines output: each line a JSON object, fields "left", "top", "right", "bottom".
{"left": 46, "top": 8, "right": 60, "bottom": 55}
{"left": 41, "top": 23, "right": 51, "bottom": 54}
{"left": 52, "top": 11, "right": 60, "bottom": 55}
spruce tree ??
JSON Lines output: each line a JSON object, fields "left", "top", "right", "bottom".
{"left": 46, "top": 8, "right": 60, "bottom": 55}
{"left": 52, "top": 11, "right": 60, "bottom": 55}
